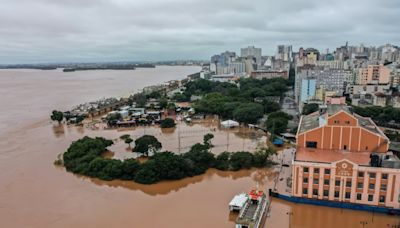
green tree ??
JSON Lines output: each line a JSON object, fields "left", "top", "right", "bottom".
{"left": 302, "top": 103, "right": 319, "bottom": 115}
{"left": 120, "top": 134, "right": 130, "bottom": 140}
{"left": 215, "top": 152, "right": 230, "bottom": 170}
{"left": 262, "top": 100, "right": 280, "bottom": 114}
{"left": 51, "top": 110, "right": 64, "bottom": 124}
{"left": 133, "top": 135, "right": 162, "bottom": 156}
{"left": 125, "top": 137, "right": 133, "bottom": 147}
{"left": 159, "top": 97, "right": 168, "bottom": 109}
{"left": 232, "top": 103, "right": 264, "bottom": 124}
{"left": 203, "top": 133, "right": 214, "bottom": 148}
{"left": 120, "top": 158, "right": 141, "bottom": 180}
{"left": 160, "top": 118, "right": 176, "bottom": 128}
{"left": 183, "top": 143, "right": 215, "bottom": 175}
{"left": 253, "top": 147, "right": 277, "bottom": 167}
{"left": 229, "top": 152, "right": 254, "bottom": 171}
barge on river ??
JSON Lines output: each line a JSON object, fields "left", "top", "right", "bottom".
{"left": 229, "top": 190, "right": 269, "bottom": 228}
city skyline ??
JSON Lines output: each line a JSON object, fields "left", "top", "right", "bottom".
{"left": 1, "top": 0, "right": 400, "bottom": 64}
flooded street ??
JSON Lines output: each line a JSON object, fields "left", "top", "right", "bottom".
{"left": 0, "top": 67, "right": 398, "bottom": 228}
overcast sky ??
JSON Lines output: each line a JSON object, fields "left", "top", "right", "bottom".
{"left": 1, "top": 0, "right": 399, "bottom": 64}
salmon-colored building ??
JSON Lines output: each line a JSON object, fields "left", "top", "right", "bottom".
{"left": 292, "top": 105, "right": 400, "bottom": 209}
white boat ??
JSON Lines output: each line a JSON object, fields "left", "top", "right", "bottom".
{"left": 234, "top": 190, "right": 268, "bottom": 228}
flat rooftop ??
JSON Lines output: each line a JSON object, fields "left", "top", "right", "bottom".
{"left": 295, "top": 147, "right": 371, "bottom": 165}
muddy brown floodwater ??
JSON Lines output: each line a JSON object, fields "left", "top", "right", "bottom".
{"left": 0, "top": 67, "right": 398, "bottom": 228}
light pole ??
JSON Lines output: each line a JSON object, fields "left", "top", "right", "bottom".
{"left": 360, "top": 221, "right": 368, "bottom": 228}
{"left": 286, "top": 211, "right": 293, "bottom": 228}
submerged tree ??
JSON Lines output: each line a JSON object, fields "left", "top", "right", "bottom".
{"left": 132, "top": 135, "right": 162, "bottom": 156}
{"left": 203, "top": 133, "right": 214, "bottom": 148}
{"left": 51, "top": 110, "right": 64, "bottom": 124}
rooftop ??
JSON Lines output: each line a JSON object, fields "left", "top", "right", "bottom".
{"left": 298, "top": 104, "right": 385, "bottom": 137}
{"left": 295, "top": 147, "right": 371, "bottom": 165}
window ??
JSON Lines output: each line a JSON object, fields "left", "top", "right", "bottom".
{"left": 346, "top": 181, "right": 352, "bottom": 188}
{"left": 345, "top": 121, "right": 350, "bottom": 124}
{"left": 303, "top": 167, "right": 309, "bottom": 173}
{"left": 369, "top": 172, "right": 376, "bottom": 179}
{"left": 369, "top": 183, "right": 375, "bottom": 190}
{"left": 306, "top": 141, "right": 317, "bottom": 148}
{"left": 335, "top": 180, "right": 340, "bottom": 186}
{"left": 382, "top": 173, "right": 388, "bottom": 180}
{"left": 303, "top": 188, "right": 308, "bottom": 194}
{"left": 345, "top": 192, "right": 351, "bottom": 199}
{"left": 334, "top": 191, "right": 339, "bottom": 198}
{"left": 314, "top": 168, "right": 320, "bottom": 174}
{"left": 303, "top": 178, "right": 308, "bottom": 183}
{"left": 357, "top": 182, "right": 363, "bottom": 189}
{"left": 313, "top": 178, "right": 319, "bottom": 184}
{"left": 323, "top": 190, "right": 329, "bottom": 197}
{"left": 358, "top": 172, "right": 364, "bottom": 178}
{"left": 368, "top": 195, "right": 373, "bottom": 201}
{"left": 313, "top": 189, "right": 318, "bottom": 196}
{"left": 324, "top": 169, "right": 330, "bottom": 175}
{"left": 357, "top": 193, "right": 362, "bottom": 200}
{"left": 324, "top": 179, "right": 330, "bottom": 185}
{"left": 381, "top": 184, "right": 387, "bottom": 191}
{"left": 334, "top": 120, "right": 340, "bottom": 124}
{"left": 379, "top": 195, "right": 385, "bottom": 203}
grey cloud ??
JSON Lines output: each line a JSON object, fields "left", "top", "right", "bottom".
{"left": 0, "top": 0, "right": 399, "bottom": 63}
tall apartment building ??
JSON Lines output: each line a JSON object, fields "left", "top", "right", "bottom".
{"left": 276, "top": 45, "right": 293, "bottom": 62}
{"left": 357, "top": 64, "right": 390, "bottom": 85}
{"left": 293, "top": 105, "right": 400, "bottom": 209}
{"left": 295, "top": 67, "right": 351, "bottom": 104}
{"left": 241, "top": 46, "right": 262, "bottom": 66}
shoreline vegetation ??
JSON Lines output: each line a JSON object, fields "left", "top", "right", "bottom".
{"left": 59, "top": 135, "right": 276, "bottom": 184}
{"left": 53, "top": 75, "right": 293, "bottom": 184}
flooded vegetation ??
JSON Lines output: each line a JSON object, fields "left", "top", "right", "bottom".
{"left": 0, "top": 67, "right": 398, "bottom": 227}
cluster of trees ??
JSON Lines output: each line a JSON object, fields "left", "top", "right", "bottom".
{"left": 62, "top": 134, "right": 276, "bottom": 184}
{"left": 266, "top": 111, "right": 292, "bottom": 135}
{"left": 384, "top": 130, "right": 400, "bottom": 142}
{"left": 353, "top": 106, "right": 400, "bottom": 126}
{"left": 187, "top": 78, "right": 288, "bottom": 124}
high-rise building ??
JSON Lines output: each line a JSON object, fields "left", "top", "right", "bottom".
{"left": 276, "top": 45, "right": 293, "bottom": 62}
{"left": 357, "top": 64, "right": 390, "bottom": 85}
{"left": 241, "top": 46, "right": 262, "bottom": 66}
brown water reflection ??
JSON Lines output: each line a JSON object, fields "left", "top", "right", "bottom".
{"left": 86, "top": 168, "right": 275, "bottom": 196}
{"left": 0, "top": 68, "right": 398, "bottom": 228}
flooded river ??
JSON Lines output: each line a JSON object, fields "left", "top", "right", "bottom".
{"left": 0, "top": 67, "right": 398, "bottom": 228}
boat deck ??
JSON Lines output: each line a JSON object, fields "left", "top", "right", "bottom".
{"left": 242, "top": 203, "right": 258, "bottom": 219}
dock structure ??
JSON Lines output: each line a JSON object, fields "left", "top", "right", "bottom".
{"left": 234, "top": 190, "right": 268, "bottom": 228}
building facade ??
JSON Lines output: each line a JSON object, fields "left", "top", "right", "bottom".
{"left": 292, "top": 105, "right": 400, "bottom": 209}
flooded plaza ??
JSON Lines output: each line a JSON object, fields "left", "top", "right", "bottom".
{"left": 0, "top": 67, "right": 398, "bottom": 227}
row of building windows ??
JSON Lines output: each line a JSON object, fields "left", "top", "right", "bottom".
{"left": 303, "top": 167, "right": 389, "bottom": 180}
{"left": 302, "top": 188, "right": 386, "bottom": 203}
{"left": 358, "top": 171, "right": 388, "bottom": 179}
{"left": 303, "top": 178, "right": 388, "bottom": 191}
{"left": 333, "top": 120, "right": 351, "bottom": 125}
{"left": 303, "top": 167, "right": 331, "bottom": 174}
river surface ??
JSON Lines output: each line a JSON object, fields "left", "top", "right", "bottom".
{"left": 0, "top": 66, "right": 398, "bottom": 228}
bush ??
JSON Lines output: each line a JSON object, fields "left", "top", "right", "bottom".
{"left": 160, "top": 118, "right": 176, "bottom": 128}
{"left": 229, "top": 152, "right": 254, "bottom": 171}
{"left": 215, "top": 152, "right": 231, "bottom": 170}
